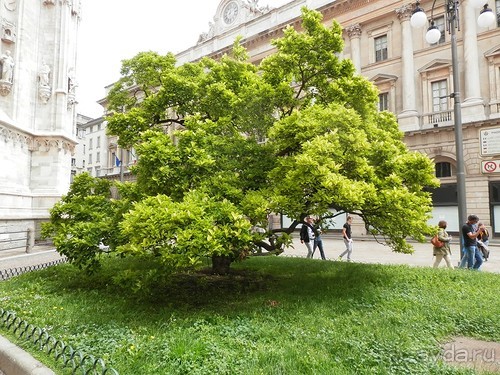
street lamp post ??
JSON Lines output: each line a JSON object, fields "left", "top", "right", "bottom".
{"left": 410, "top": 0, "right": 495, "bottom": 228}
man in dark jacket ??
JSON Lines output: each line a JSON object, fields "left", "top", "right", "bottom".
{"left": 300, "top": 216, "right": 316, "bottom": 258}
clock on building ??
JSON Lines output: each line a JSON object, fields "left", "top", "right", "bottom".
{"left": 222, "top": 1, "right": 239, "bottom": 25}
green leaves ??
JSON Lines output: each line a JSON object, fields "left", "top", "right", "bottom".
{"left": 41, "top": 174, "right": 120, "bottom": 272}
{"left": 119, "top": 191, "right": 254, "bottom": 269}
{"left": 46, "top": 7, "right": 439, "bottom": 275}
{"left": 268, "top": 102, "right": 438, "bottom": 249}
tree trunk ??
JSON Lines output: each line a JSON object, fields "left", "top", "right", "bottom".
{"left": 211, "top": 255, "right": 232, "bottom": 275}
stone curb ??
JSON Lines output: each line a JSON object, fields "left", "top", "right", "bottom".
{"left": 0, "top": 335, "right": 55, "bottom": 375}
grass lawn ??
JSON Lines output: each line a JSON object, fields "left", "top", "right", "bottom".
{"left": 0, "top": 255, "right": 499, "bottom": 374}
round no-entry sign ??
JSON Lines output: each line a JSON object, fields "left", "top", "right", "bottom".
{"left": 482, "top": 161, "right": 498, "bottom": 173}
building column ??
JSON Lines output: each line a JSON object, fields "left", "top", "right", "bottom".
{"left": 346, "top": 24, "right": 362, "bottom": 74}
{"left": 396, "top": 5, "right": 419, "bottom": 131}
{"left": 461, "top": 0, "right": 486, "bottom": 121}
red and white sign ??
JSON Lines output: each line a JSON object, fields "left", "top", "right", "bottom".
{"left": 481, "top": 160, "right": 500, "bottom": 174}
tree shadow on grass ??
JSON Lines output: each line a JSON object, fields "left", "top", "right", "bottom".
{"left": 39, "top": 256, "right": 404, "bottom": 317}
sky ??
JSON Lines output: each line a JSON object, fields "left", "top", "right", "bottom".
{"left": 76, "top": 0, "right": 291, "bottom": 118}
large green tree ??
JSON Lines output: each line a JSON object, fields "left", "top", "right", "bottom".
{"left": 46, "top": 8, "right": 438, "bottom": 274}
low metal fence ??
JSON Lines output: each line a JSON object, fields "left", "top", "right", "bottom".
{"left": 0, "top": 258, "right": 67, "bottom": 281}
{"left": 0, "top": 261, "right": 119, "bottom": 374}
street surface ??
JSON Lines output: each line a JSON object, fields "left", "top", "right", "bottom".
{"left": 0, "top": 236, "right": 498, "bottom": 273}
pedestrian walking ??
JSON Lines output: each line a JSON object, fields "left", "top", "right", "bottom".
{"left": 432, "top": 220, "right": 454, "bottom": 269}
{"left": 300, "top": 216, "right": 316, "bottom": 259}
{"left": 459, "top": 215, "right": 484, "bottom": 270}
{"left": 477, "top": 222, "right": 490, "bottom": 261}
{"left": 338, "top": 216, "right": 353, "bottom": 262}
{"left": 312, "top": 218, "right": 327, "bottom": 260}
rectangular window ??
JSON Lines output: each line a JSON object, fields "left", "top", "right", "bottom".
{"left": 71, "top": 158, "right": 76, "bottom": 167}
{"left": 432, "top": 80, "right": 448, "bottom": 112}
{"left": 496, "top": 0, "right": 500, "bottom": 27}
{"left": 83, "top": 144, "right": 86, "bottom": 154}
{"left": 435, "top": 162, "right": 452, "bottom": 177}
{"left": 490, "top": 181, "right": 500, "bottom": 203}
{"left": 96, "top": 152, "right": 100, "bottom": 163}
{"left": 432, "top": 16, "right": 446, "bottom": 45}
{"left": 97, "top": 136, "right": 101, "bottom": 148}
{"left": 374, "top": 35, "right": 388, "bottom": 62}
{"left": 428, "top": 184, "right": 458, "bottom": 205}
{"left": 98, "top": 123, "right": 102, "bottom": 131}
{"left": 89, "top": 138, "right": 93, "bottom": 150}
{"left": 378, "top": 93, "right": 389, "bottom": 111}
{"left": 89, "top": 153, "right": 93, "bottom": 164}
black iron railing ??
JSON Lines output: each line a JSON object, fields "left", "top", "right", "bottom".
{"left": 0, "top": 261, "right": 119, "bottom": 374}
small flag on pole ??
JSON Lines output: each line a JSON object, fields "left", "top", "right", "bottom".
{"left": 115, "top": 155, "right": 121, "bottom": 167}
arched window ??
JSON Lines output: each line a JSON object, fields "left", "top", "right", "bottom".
{"left": 435, "top": 162, "right": 452, "bottom": 178}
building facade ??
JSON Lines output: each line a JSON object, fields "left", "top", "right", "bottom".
{"left": 93, "top": 0, "right": 500, "bottom": 234}
{"left": 74, "top": 115, "right": 136, "bottom": 182}
{"left": 0, "top": 0, "right": 80, "bottom": 239}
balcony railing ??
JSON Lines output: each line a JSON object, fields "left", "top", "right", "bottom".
{"left": 424, "top": 109, "right": 453, "bottom": 127}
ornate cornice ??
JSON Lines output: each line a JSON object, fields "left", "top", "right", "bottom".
{"left": 0, "top": 123, "right": 76, "bottom": 153}
{"left": 321, "top": 0, "right": 387, "bottom": 18}
{"left": 0, "top": 124, "right": 31, "bottom": 148}
{"left": 32, "top": 137, "right": 75, "bottom": 154}
{"left": 345, "top": 24, "right": 362, "bottom": 38}
{"left": 395, "top": 4, "right": 414, "bottom": 21}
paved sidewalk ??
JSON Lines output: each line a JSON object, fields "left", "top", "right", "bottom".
{"left": 0, "top": 245, "right": 64, "bottom": 272}
{"left": 285, "top": 234, "right": 499, "bottom": 273}
{"left": 0, "top": 236, "right": 498, "bottom": 273}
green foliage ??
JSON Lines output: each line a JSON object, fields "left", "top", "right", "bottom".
{"left": 47, "top": 7, "right": 439, "bottom": 275}
{"left": 41, "top": 173, "right": 123, "bottom": 272}
{"left": 268, "top": 104, "right": 438, "bottom": 251}
{"left": 119, "top": 190, "right": 255, "bottom": 269}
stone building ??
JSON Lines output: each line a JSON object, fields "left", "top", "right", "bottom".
{"left": 94, "top": 0, "right": 500, "bottom": 234}
{"left": 0, "top": 0, "right": 80, "bottom": 240}
{"left": 74, "top": 115, "right": 135, "bottom": 182}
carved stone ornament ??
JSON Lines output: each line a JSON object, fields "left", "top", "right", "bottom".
{"left": 38, "top": 86, "right": 51, "bottom": 103}
{"left": 4, "top": 0, "right": 16, "bottom": 11}
{"left": 0, "top": 124, "right": 32, "bottom": 149}
{"left": 67, "top": 93, "right": 77, "bottom": 109}
{"left": 32, "top": 137, "right": 75, "bottom": 154}
{"left": 395, "top": 4, "right": 413, "bottom": 21}
{"left": 38, "top": 62, "right": 51, "bottom": 88}
{"left": 197, "top": 0, "right": 271, "bottom": 44}
{"left": 71, "top": 0, "right": 81, "bottom": 16}
{"left": 1, "top": 19, "right": 16, "bottom": 44}
{"left": 346, "top": 24, "right": 362, "bottom": 38}
{"left": 43, "top": 0, "right": 55, "bottom": 5}
{"left": 0, "top": 80, "right": 12, "bottom": 96}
